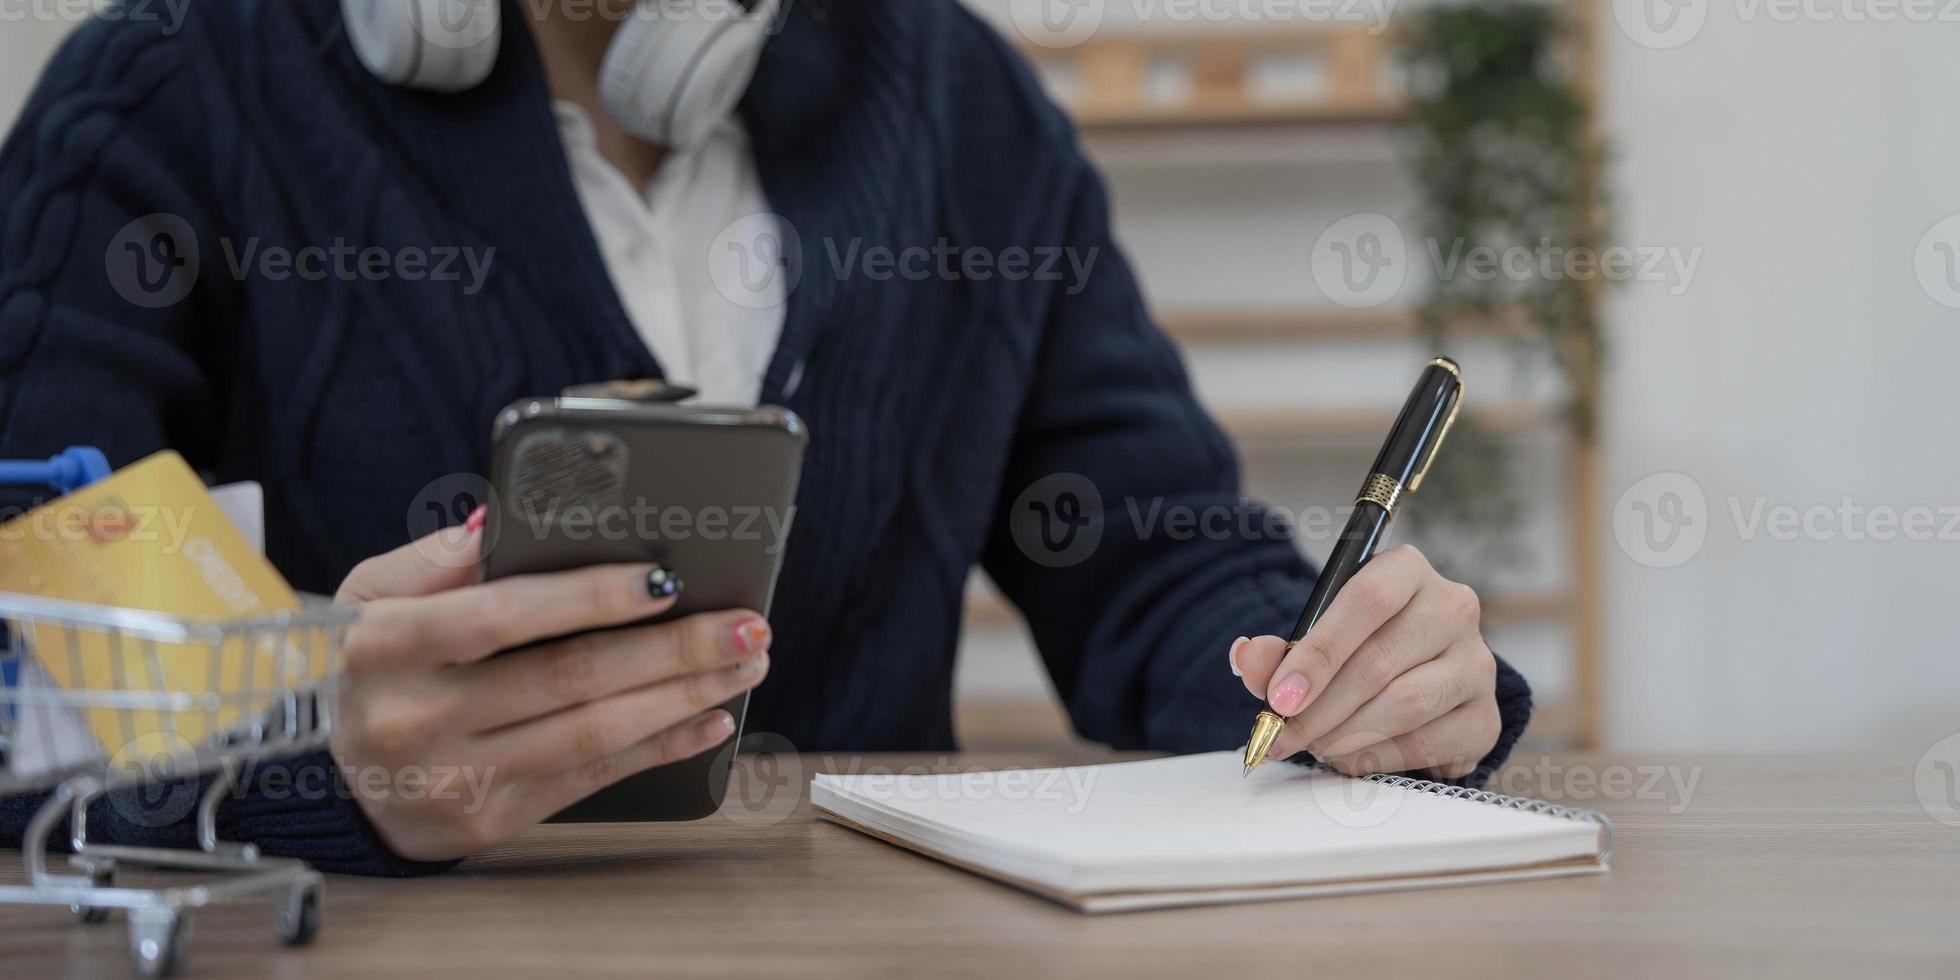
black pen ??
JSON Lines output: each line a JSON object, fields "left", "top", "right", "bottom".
{"left": 1242, "top": 357, "right": 1465, "bottom": 775}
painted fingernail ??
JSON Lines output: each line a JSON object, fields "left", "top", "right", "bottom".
{"left": 646, "top": 566, "right": 683, "bottom": 599}
{"left": 734, "top": 652, "right": 770, "bottom": 680}
{"left": 733, "top": 618, "right": 772, "bottom": 655}
{"left": 1270, "top": 673, "right": 1309, "bottom": 715}
{"left": 464, "top": 505, "right": 487, "bottom": 534}
{"left": 702, "top": 711, "right": 736, "bottom": 738}
{"left": 1227, "top": 636, "right": 1249, "bottom": 677}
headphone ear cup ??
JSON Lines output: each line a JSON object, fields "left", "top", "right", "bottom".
{"left": 600, "top": 0, "right": 775, "bottom": 149}
{"left": 344, "top": 0, "right": 502, "bottom": 93}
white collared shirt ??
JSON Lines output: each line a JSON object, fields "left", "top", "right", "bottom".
{"left": 553, "top": 101, "right": 786, "bottom": 407}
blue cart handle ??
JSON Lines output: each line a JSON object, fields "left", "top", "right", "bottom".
{"left": 0, "top": 447, "right": 112, "bottom": 700}
{"left": 0, "top": 447, "right": 112, "bottom": 495}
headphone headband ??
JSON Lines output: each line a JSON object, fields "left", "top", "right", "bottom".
{"left": 341, "top": 0, "right": 777, "bottom": 149}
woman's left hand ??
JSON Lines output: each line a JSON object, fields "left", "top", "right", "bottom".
{"left": 1229, "top": 544, "right": 1502, "bottom": 779}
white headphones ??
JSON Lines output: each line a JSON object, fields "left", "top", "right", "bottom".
{"left": 341, "top": 0, "right": 778, "bottom": 150}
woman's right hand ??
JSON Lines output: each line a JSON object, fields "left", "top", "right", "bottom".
{"left": 328, "top": 516, "right": 773, "bottom": 862}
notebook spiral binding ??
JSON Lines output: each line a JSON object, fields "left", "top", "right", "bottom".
{"left": 1365, "top": 773, "right": 1616, "bottom": 860}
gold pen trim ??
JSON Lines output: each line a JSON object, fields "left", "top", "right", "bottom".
{"left": 1354, "top": 473, "right": 1403, "bottom": 515}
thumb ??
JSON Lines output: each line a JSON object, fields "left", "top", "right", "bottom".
{"left": 336, "top": 507, "right": 486, "bottom": 602}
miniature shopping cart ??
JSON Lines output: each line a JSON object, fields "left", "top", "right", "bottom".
{"left": 0, "top": 449, "right": 354, "bottom": 977}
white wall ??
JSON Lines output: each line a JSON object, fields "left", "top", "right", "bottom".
{"left": 0, "top": 17, "right": 78, "bottom": 123}
{"left": 1600, "top": 5, "right": 1960, "bottom": 751}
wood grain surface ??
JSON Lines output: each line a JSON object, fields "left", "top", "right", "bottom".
{"left": 4, "top": 751, "right": 1957, "bottom": 978}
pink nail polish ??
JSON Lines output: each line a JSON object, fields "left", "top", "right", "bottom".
{"left": 464, "top": 505, "right": 487, "bottom": 534}
{"left": 1227, "top": 636, "right": 1249, "bottom": 677}
{"left": 734, "top": 618, "right": 772, "bottom": 655}
{"left": 1270, "top": 673, "right": 1309, "bottom": 715}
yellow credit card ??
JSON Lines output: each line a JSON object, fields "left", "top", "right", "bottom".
{"left": 0, "top": 451, "right": 310, "bottom": 763}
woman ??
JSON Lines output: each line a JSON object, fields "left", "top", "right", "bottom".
{"left": 0, "top": 0, "right": 1528, "bottom": 874}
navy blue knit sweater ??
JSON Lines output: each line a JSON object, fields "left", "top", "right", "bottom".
{"left": 0, "top": 0, "right": 1530, "bottom": 875}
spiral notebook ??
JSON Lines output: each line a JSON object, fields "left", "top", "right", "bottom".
{"left": 812, "top": 752, "right": 1611, "bottom": 913}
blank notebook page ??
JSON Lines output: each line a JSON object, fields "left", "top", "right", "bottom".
{"left": 812, "top": 751, "right": 1605, "bottom": 896}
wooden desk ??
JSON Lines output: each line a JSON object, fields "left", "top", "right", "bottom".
{"left": 4, "top": 752, "right": 1957, "bottom": 978}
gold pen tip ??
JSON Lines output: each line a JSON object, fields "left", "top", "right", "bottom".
{"left": 1242, "top": 710, "right": 1286, "bottom": 774}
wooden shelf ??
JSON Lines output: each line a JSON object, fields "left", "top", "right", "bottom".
{"left": 1023, "top": 31, "right": 1403, "bottom": 134}
{"left": 1158, "top": 308, "right": 1534, "bottom": 343}
{"left": 1216, "top": 403, "right": 1553, "bottom": 443}
{"left": 1480, "top": 591, "right": 1577, "bottom": 624}
{"left": 1072, "top": 101, "right": 1408, "bottom": 132}
{"left": 1518, "top": 698, "right": 1590, "bottom": 749}
{"left": 964, "top": 586, "right": 1571, "bottom": 631}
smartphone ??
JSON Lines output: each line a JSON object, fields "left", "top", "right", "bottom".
{"left": 484, "top": 396, "right": 806, "bottom": 822}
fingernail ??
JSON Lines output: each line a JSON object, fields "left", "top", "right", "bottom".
{"left": 734, "top": 652, "right": 770, "bottom": 680}
{"left": 702, "top": 711, "right": 736, "bottom": 738}
{"left": 733, "top": 618, "right": 772, "bottom": 655}
{"left": 646, "top": 565, "right": 683, "bottom": 599}
{"left": 1227, "top": 636, "right": 1249, "bottom": 677}
{"left": 1270, "top": 673, "right": 1309, "bottom": 715}
{"left": 464, "top": 505, "right": 487, "bottom": 534}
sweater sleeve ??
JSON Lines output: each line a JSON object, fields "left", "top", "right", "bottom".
{"left": 0, "top": 17, "right": 446, "bottom": 876}
{"left": 0, "top": 16, "right": 223, "bottom": 480}
{"left": 977, "top": 119, "right": 1533, "bottom": 786}
{"left": 0, "top": 750, "right": 460, "bottom": 878}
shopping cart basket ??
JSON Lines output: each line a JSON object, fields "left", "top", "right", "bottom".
{"left": 0, "top": 449, "right": 353, "bottom": 976}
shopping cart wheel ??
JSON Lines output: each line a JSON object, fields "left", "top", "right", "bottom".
{"left": 70, "top": 864, "right": 116, "bottom": 923}
{"left": 128, "top": 909, "right": 190, "bottom": 978}
{"left": 274, "top": 878, "right": 323, "bottom": 946}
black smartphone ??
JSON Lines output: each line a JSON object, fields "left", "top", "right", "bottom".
{"left": 483, "top": 396, "right": 806, "bottom": 822}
